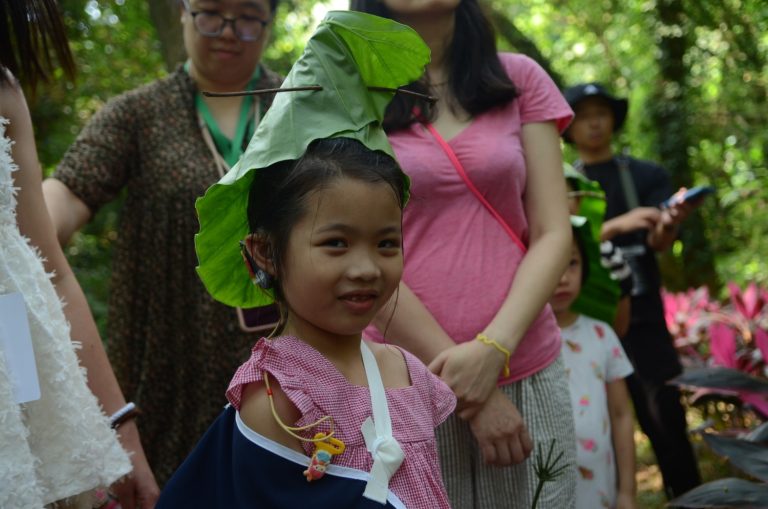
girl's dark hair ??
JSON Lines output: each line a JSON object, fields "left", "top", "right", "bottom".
{"left": 247, "top": 137, "right": 405, "bottom": 307}
{"left": 572, "top": 225, "right": 590, "bottom": 285}
{"left": 350, "top": 0, "right": 518, "bottom": 131}
{"left": 0, "top": 0, "right": 76, "bottom": 90}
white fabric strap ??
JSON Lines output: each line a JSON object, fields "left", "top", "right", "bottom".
{"left": 360, "top": 342, "right": 404, "bottom": 503}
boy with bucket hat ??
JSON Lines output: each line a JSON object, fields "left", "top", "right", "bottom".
{"left": 562, "top": 82, "right": 701, "bottom": 499}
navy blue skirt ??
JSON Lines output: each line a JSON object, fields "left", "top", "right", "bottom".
{"left": 157, "top": 406, "right": 403, "bottom": 508}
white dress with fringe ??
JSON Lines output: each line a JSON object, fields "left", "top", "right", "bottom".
{"left": 0, "top": 118, "right": 131, "bottom": 508}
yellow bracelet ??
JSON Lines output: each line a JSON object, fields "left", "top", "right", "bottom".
{"left": 475, "top": 333, "right": 511, "bottom": 378}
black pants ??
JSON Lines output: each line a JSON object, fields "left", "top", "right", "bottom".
{"left": 621, "top": 321, "right": 701, "bottom": 499}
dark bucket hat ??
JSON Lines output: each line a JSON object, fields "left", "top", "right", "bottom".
{"left": 562, "top": 82, "right": 628, "bottom": 143}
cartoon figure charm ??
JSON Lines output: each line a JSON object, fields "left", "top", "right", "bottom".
{"left": 303, "top": 432, "right": 346, "bottom": 482}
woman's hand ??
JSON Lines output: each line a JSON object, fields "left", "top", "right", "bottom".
{"left": 468, "top": 389, "right": 533, "bottom": 466}
{"left": 110, "top": 421, "right": 160, "bottom": 509}
{"left": 429, "top": 339, "right": 507, "bottom": 419}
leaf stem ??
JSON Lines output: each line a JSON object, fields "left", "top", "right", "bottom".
{"left": 202, "top": 86, "right": 323, "bottom": 97}
{"left": 202, "top": 85, "right": 437, "bottom": 103}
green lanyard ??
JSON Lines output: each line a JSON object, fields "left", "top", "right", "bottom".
{"left": 187, "top": 62, "right": 262, "bottom": 168}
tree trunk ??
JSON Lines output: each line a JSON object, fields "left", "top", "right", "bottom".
{"left": 148, "top": 1, "right": 186, "bottom": 71}
{"left": 653, "top": 0, "right": 719, "bottom": 291}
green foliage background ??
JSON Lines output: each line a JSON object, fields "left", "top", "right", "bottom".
{"left": 32, "top": 0, "right": 768, "bottom": 336}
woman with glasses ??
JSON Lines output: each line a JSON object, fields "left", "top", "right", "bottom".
{"left": 42, "top": 0, "right": 282, "bottom": 487}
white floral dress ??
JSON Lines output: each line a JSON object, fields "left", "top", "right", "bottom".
{"left": 0, "top": 119, "right": 130, "bottom": 508}
{"left": 560, "top": 315, "right": 634, "bottom": 509}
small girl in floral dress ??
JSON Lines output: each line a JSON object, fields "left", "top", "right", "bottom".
{"left": 550, "top": 218, "right": 638, "bottom": 509}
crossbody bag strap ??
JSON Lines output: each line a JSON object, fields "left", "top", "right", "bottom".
{"left": 421, "top": 121, "right": 528, "bottom": 254}
{"left": 616, "top": 148, "right": 640, "bottom": 210}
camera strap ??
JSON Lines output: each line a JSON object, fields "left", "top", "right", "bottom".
{"left": 616, "top": 148, "right": 640, "bottom": 210}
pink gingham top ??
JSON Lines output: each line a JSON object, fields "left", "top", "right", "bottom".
{"left": 227, "top": 336, "right": 456, "bottom": 509}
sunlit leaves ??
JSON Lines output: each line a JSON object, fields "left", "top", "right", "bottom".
{"left": 492, "top": 0, "right": 766, "bottom": 291}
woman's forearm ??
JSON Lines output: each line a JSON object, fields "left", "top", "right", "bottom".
{"left": 483, "top": 227, "right": 570, "bottom": 353}
{"left": 53, "top": 271, "right": 129, "bottom": 414}
{"left": 483, "top": 121, "right": 571, "bottom": 353}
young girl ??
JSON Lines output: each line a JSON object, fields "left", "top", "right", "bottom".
{"left": 550, "top": 219, "right": 637, "bottom": 509}
{"left": 157, "top": 11, "right": 455, "bottom": 509}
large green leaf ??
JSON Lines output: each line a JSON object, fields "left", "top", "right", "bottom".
{"left": 194, "top": 11, "right": 430, "bottom": 308}
{"left": 235, "top": 10, "right": 430, "bottom": 181}
{"left": 668, "top": 478, "right": 768, "bottom": 508}
{"left": 565, "top": 166, "right": 620, "bottom": 324}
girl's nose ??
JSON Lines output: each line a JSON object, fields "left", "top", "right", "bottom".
{"left": 347, "top": 252, "right": 381, "bottom": 281}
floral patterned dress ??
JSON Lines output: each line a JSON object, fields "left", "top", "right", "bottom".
{"left": 560, "top": 315, "right": 633, "bottom": 508}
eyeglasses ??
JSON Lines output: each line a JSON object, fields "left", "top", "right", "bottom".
{"left": 183, "top": 0, "right": 269, "bottom": 42}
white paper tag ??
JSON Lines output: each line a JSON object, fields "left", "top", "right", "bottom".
{"left": 0, "top": 292, "right": 40, "bottom": 404}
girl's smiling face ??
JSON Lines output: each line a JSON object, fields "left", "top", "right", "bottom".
{"left": 279, "top": 177, "right": 403, "bottom": 343}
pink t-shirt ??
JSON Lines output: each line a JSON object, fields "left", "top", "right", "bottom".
{"left": 367, "top": 53, "right": 573, "bottom": 383}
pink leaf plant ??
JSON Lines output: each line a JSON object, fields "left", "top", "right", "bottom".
{"left": 664, "top": 283, "right": 768, "bottom": 418}
{"left": 708, "top": 322, "right": 737, "bottom": 368}
{"left": 663, "top": 287, "right": 718, "bottom": 367}
{"left": 728, "top": 282, "right": 768, "bottom": 321}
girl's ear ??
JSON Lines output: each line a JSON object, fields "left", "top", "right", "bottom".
{"left": 245, "top": 232, "right": 276, "bottom": 277}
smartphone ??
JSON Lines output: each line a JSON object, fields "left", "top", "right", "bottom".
{"left": 236, "top": 304, "right": 280, "bottom": 334}
{"left": 660, "top": 185, "right": 715, "bottom": 208}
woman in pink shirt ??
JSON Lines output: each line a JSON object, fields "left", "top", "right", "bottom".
{"left": 352, "top": 1, "right": 576, "bottom": 507}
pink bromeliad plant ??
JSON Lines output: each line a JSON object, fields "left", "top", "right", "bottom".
{"left": 663, "top": 286, "right": 719, "bottom": 368}
{"left": 663, "top": 283, "right": 768, "bottom": 417}
{"left": 663, "top": 283, "right": 768, "bottom": 507}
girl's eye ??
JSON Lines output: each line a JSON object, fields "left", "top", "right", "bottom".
{"left": 322, "top": 238, "right": 347, "bottom": 249}
{"left": 379, "top": 238, "right": 402, "bottom": 250}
